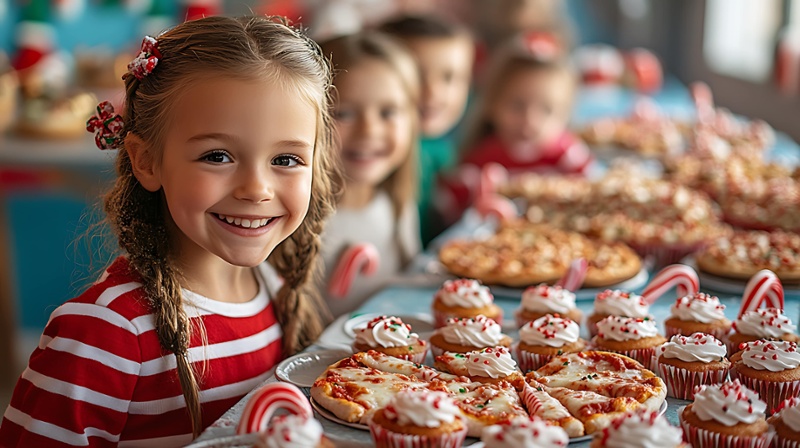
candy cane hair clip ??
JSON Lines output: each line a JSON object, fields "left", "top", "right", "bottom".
{"left": 128, "top": 36, "right": 161, "bottom": 80}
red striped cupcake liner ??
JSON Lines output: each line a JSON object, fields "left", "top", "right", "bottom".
{"left": 516, "top": 347, "right": 556, "bottom": 373}
{"left": 351, "top": 343, "right": 428, "bottom": 364}
{"left": 774, "top": 435, "right": 800, "bottom": 448}
{"left": 368, "top": 418, "right": 468, "bottom": 448}
{"left": 679, "top": 411, "right": 775, "bottom": 448}
{"left": 729, "top": 371, "right": 800, "bottom": 415}
{"left": 432, "top": 309, "right": 503, "bottom": 329}
{"left": 657, "top": 361, "right": 730, "bottom": 400}
{"left": 665, "top": 324, "right": 730, "bottom": 341}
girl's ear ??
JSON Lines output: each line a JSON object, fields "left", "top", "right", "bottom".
{"left": 126, "top": 134, "right": 162, "bottom": 192}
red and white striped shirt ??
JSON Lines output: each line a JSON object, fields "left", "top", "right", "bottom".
{"left": 0, "top": 257, "right": 284, "bottom": 447}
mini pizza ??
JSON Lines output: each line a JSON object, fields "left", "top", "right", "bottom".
{"left": 536, "top": 383, "right": 641, "bottom": 434}
{"left": 696, "top": 230, "right": 800, "bottom": 282}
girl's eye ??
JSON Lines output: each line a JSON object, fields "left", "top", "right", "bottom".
{"left": 272, "top": 154, "right": 303, "bottom": 167}
{"left": 202, "top": 150, "right": 231, "bottom": 163}
{"left": 380, "top": 106, "right": 398, "bottom": 120}
{"left": 334, "top": 109, "right": 355, "bottom": 121}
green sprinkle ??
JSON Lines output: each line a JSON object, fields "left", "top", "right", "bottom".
{"left": 536, "top": 387, "right": 543, "bottom": 391}
{"left": 459, "top": 388, "right": 466, "bottom": 393}
{"left": 557, "top": 350, "right": 563, "bottom": 355}
{"left": 563, "top": 361, "right": 569, "bottom": 366}
{"left": 476, "top": 404, "right": 484, "bottom": 409}
{"left": 408, "top": 346, "right": 413, "bottom": 351}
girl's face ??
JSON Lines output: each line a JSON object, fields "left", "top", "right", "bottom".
{"left": 489, "top": 67, "right": 572, "bottom": 150}
{"left": 333, "top": 58, "right": 415, "bottom": 189}
{"left": 152, "top": 77, "right": 317, "bottom": 268}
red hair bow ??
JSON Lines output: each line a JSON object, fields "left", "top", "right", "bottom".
{"left": 86, "top": 101, "right": 125, "bottom": 150}
{"left": 128, "top": 36, "right": 161, "bottom": 80}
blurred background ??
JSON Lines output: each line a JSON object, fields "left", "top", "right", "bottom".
{"left": 2, "top": 0, "right": 800, "bottom": 410}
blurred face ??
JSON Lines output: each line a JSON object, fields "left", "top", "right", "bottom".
{"left": 154, "top": 78, "right": 317, "bottom": 268}
{"left": 334, "top": 59, "right": 415, "bottom": 188}
{"left": 489, "top": 66, "right": 572, "bottom": 150}
{"left": 404, "top": 36, "right": 473, "bottom": 138}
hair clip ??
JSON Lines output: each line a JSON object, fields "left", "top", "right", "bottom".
{"left": 522, "top": 32, "right": 561, "bottom": 61}
{"left": 128, "top": 36, "right": 161, "bottom": 80}
{"left": 86, "top": 101, "right": 125, "bottom": 150}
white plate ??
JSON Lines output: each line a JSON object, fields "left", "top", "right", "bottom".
{"left": 275, "top": 349, "right": 352, "bottom": 388}
{"left": 343, "top": 313, "right": 435, "bottom": 338}
{"left": 489, "top": 266, "right": 649, "bottom": 301}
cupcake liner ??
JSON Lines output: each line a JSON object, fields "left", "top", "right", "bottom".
{"left": 729, "top": 370, "right": 800, "bottom": 415}
{"left": 516, "top": 346, "right": 558, "bottom": 372}
{"left": 368, "top": 419, "right": 468, "bottom": 448}
{"left": 657, "top": 361, "right": 730, "bottom": 400}
{"left": 596, "top": 345, "right": 658, "bottom": 369}
{"left": 774, "top": 436, "right": 800, "bottom": 448}
{"left": 665, "top": 323, "right": 730, "bottom": 341}
{"left": 352, "top": 343, "right": 428, "bottom": 364}
{"left": 679, "top": 416, "right": 774, "bottom": 448}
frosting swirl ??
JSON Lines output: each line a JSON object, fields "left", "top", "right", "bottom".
{"left": 594, "top": 290, "right": 650, "bottom": 318}
{"left": 596, "top": 316, "right": 659, "bottom": 341}
{"left": 776, "top": 397, "right": 800, "bottom": 432}
{"left": 519, "top": 314, "right": 580, "bottom": 347}
{"left": 520, "top": 284, "right": 576, "bottom": 314}
{"left": 658, "top": 332, "right": 727, "bottom": 363}
{"left": 384, "top": 390, "right": 461, "bottom": 428}
{"left": 466, "top": 347, "right": 518, "bottom": 378}
{"left": 692, "top": 380, "right": 766, "bottom": 426}
{"left": 670, "top": 293, "right": 726, "bottom": 323}
{"left": 438, "top": 315, "right": 505, "bottom": 347}
{"left": 435, "top": 279, "right": 493, "bottom": 308}
{"left": 598, "top": 409, "right": 684, "bottom": 448}
{"left": 354, "top": 316, "right": 420, "bottom": 348}
{"left": 263, "top": 414, "right": 324, "bottom": 448}
{"left": 739, "top": 340, "right": 800, "bottom": 372}
{"left": 733, "top": 308, "right": 797, "bottom": 338}
{"left": 481, "top": 417, "right": 568, "bottom": 448}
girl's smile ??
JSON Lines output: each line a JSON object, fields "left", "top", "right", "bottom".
{"left": 212, "top": 213, "right": 282, "bottom": 235}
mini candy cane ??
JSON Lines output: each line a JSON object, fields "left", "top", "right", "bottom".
{"left": 690, "top": 81, "right": 714, "bottom": 123}
{"left": 475, "top": 163, "right": 517, "bottom": 221}
{"left": 521, "top": 382, "right": 544, "bottom": 416}
{"left": 328, "top": 243, "right": 380, "bottom": 299}
{"left": 739, "top": 269, "right": 784, "bottom": 318}
{"left": 236, "top": 383, "right": 312, "bottom": 435}
{"left": 555, "top": 258, "right": 588, "bottom": 292}
{"left": 641, "top": 264, "right": 699, "bottom": 305}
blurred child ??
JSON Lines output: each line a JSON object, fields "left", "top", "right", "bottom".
{"left": 0, "top": 16, "right": 339, "bottom": 446}
{"left": 319, "top": 32, "right": 421, "bottom": 317}
{"left": 379, "top": 15, "right": 475, "bottom": 244}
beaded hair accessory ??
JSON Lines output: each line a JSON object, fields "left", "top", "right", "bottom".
{"left": 128, "top": 36, "right": 161, "bottom": 80}
{"left": 86, "top": 101, "right": 125, "bottom": 150}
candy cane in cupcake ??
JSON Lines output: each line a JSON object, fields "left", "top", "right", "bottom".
{"left": 327, "top": 243, "right": 380, "bottom": 299}
{"left": 739, "top": 269, "right": 785, "bottom": 319}
{"left": 555, "top": 258, "right": 588, "bottom": 292}
{"left": 641, "top": 264, "right": 700, "bottom": 305}
{"left": 237, "top": 382, "right": 312, "bottom": 435}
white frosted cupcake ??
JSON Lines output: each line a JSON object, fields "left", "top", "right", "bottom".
{"left": 429, "top": 315, "right": 512, "bottom": 357}
{"left": 434, "top": 346, "right": 524, "bottom": 387}
{"left": 679, "top": 380, "right": 773, "bottom": 448}
{"left": 368, "top": 390, "right": 467, "bottom": 448}
{"left": 259, "top": 414, "right": 334, "bottom": 448}
{"left": 352, "top": 315, "right": 428, "bottom": 363}
{"left": 588, "top": 289, "right": 651, "bottom": 337}
{"left": 655, "top": 332, "right": 730, "bottom": 400}
{"left": 727, "top": 308, "right": 799, "bottom": 354}
{"left": 592, "top": 316, "right": 666, "bottom": 367}
{"left": 590, "top": 408, "right": 688, "bottom": 448}
{"left": 431, "top": 279, "right": 502, "bottom": 328}
{"left": 481, "top": 416, "right": 569, "bottom": 447}
{"left": 729, "top": 340, "right": 800, "bottom": 414}
{"left": 664, "top": 292, "right": 731, "bottom": 340}
{"left": 515, "top": 284, "right": 582, "bottom": 327}
{"left": 516, "top": 314, "right": 587, "bottom": 372}
{"left": 768, "top": 397, "right": 800, "bottom": 448}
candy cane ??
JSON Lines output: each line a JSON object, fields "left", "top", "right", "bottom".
{"left": 641, "top": 264, "right": 700, "bottom": 304}
{"left": 236, "top": 383, "right": 312, "bottom": 435}
{"left": 555, "top": 258, "right": 588, "bottom": 292}
{"left": 521, "top": 382, "right": 544, "bottom": 417}
{"left": 475, "top": 163, "right": 517, "bottom": 220}
{"left": 328, "top": 243, "right": 380, "bottom": 299}
{"left": 739, "top": 269, "right": 785, "bottom": 318}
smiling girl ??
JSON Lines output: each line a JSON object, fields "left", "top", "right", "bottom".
{"left": 1, "top": 16, "right": 339, "bottom": 447}
{"left": 319, "top": 32, "right": 421, "bottom": 316}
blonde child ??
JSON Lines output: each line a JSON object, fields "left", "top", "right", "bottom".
{"left": 0, "top": 16, "right": 339, "bottom": 447}
{"left": 319, "top": 32, "right": 421, "bottom": 317}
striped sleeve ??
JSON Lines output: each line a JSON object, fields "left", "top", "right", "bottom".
{"left": 0, "top": 293, "right": 143, "bottom": 447}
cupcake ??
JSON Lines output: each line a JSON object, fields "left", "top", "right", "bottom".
{"left": 434, "top": 346, "right": 524, "bottom": 388}
{"left": 429, "top": 315, "right": 512, "bottom": 357}
{"left": 431, "top": 279, "right": 503, "bottom": 328}
{"left": 588, "top": 289, "right": 651, "bottom": 337}
{"left": 592, "top": 316, "right": 666, "bottom": 367}
{"left": 516, "top": 314, "right": 587, "bottom": 372}
{"left": 591, "top": 408, "right": 688, "bottom": 448}
{"left": 729, "top": 340, "right": 800, "bottom": 414}
{"left": 679, "top": 380, "right": 773, "bottom": 448}
{"left": 368, "top": 390, "right": 467, "bottom": 448}
{"left": 655, "top": 332, "right": 730, "bottom": 400}
{"left": 514, "top": 284, "right": 582, "bottom": 327}
{"left": 259, "top": 414, "right": 335, "bottom": 448}
{"left": 664, "top": 292, "right": 731, "bottom": 340}
{"left": 481, "top": 416, "right": 569, "bottom": 447}
{"left": 727, "top": 308, "right": 799, "bottom": 354}
{"left": 768, "top": 397, "right": 800, "bottom": 448}
{"left": 352, "top": 315, "right": 428, "bottom": 363}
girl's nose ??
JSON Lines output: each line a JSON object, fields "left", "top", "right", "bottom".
{"left": 356, "top": 111, "right": 382, "bottom": 138}
{"left": 234, "top": 168, "right": 274, "bottom": 203}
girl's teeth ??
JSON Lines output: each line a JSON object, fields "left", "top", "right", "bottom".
{"left": 234, "top": 218, "right": 242, "bottom": 226}
{"left": 225, "top": 216, "right": 234, "bottom": 224}
{"left": 217, "top": 214, "right": 272, "bottom": 229}
{"left": 241, "top": 219, "right": 251, "bottom": 227}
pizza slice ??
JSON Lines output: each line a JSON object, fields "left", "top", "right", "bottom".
{"left": 521, "top": 380, "right": 584, "bottom": 437}
{"left": 538, "top": 383, "right": 641, "bottom": 434}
